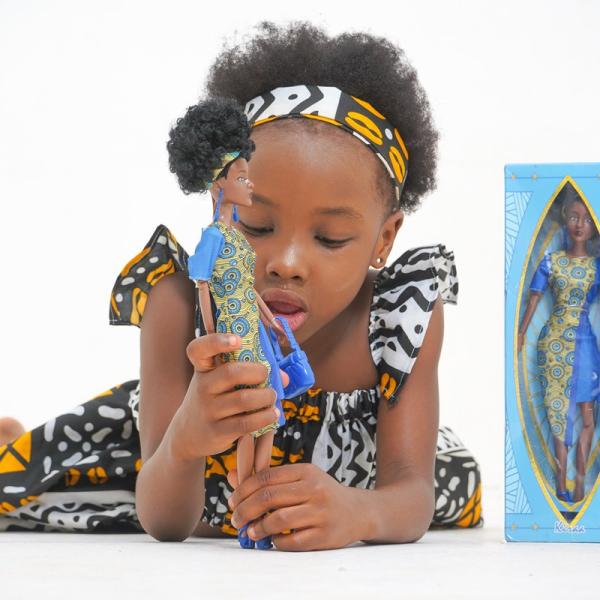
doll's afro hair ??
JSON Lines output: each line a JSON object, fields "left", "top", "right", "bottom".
{"left": 167, "top": 97, "right": 255, "bottom": 194}
{"left": 204, "top": 21, "right": 439, "bottom": 213}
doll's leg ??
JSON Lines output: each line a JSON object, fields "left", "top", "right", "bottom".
{"left": 236, "top": 434, "right": 256, "bottom": 548}
{"left": 573, "top": 401, "right": 595, "bottom": 502}
{"left": 254, "top": 430, "right": 275, "bottom": 472}
{"left": 252, "top": 431, "right": 275, "bottom": 549}
{"left": 552, "top": 435, "right": 568, "bottom": 497}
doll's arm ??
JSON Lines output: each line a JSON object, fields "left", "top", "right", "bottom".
{"left": 196, "top": 281, "right": 215, "bottom": 335}
{"left": 518, "top": 292, "right": 543, "bottom": 351}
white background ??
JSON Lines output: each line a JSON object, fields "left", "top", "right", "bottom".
{"left": 2, "top": 0, "right": 600, "bottom": 503}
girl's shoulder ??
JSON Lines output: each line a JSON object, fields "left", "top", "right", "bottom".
{"left": 109, "top": 224, "right": 191, "bottom": 328}
{"left": 369, "top": 244, "right": 457, "bottom": 406}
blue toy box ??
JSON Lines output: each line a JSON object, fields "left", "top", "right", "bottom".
{"left": 505, "top": 163, "right": 600, "bottom": 542}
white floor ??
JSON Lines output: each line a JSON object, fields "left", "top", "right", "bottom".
{"left": 1, "top": 484, "right": 599, "bottom": 600}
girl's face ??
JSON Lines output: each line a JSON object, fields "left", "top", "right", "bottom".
{"left": 565, "top": 200, "right": 596, "bottom": 244}
{"left": 234, "top": 121, "right": 404, "bottom": 347}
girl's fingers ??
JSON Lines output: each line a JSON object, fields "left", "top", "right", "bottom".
{"left": 218, "top": 406, "right": 280, "bottom": 438}
{"left": 280, "top": 369, "right": 290, "bottom": 389}
{"left": 226, "top": 468, "right": 239, "bottom": 489}
{"left": 272, "top": 527, "right": 321, "bottom": 552}
{"left": 231, "top": 479, "right": 309, "bottom": 528}
{"left": 247, "top": 505, "right": 315, "bottom": 541}
{"left": 186, "top": 334, "right": 240, "bottom": 373}
{"left": 204, "top": 360, "right": 270, "bottom": 395}
{"left": 229, "top": 464, "right": 305, "bottom": 510}
{"left": 214, "top": 387, "right": 276, "bottom": 420}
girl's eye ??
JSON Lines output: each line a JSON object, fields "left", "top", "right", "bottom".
{"left": 239, "top": 220, "right": 351, "bottom": 248}
{"left": 237, "top": 176, "right": 248, "bottom": 183}
{"left": 316, "top": 236, "right": 352, "bottom": 248}
{"left": 239, "top": 221, "right": 272, "bottom": 236}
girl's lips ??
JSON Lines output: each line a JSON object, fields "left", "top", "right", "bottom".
{"left": 270, "top": 309, "right": 307, "bottom": 332}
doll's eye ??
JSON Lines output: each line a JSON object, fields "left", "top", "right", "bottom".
{"left": 237, "top": 176, "right": 249, "bottom": 184}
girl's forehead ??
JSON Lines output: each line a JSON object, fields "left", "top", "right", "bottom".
{"left": 249, "top": 121, "right": 383, "bottom": 211}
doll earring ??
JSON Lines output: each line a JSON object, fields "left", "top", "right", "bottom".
{"left": 375, "top": 257, "right": 383, "bottom": 266}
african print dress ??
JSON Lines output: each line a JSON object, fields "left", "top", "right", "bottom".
{"left": 0, "top": 224, "right": 482, "bottom": 533}
{"left": 530, "top": 250, "right": 600, "bottom": 447}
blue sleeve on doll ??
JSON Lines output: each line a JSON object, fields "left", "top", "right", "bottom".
{"left": 187, "top": 226, "right": 224, "bottom": 281}
{"left": 530, "top": 253, "right": 551, "bottom": 293}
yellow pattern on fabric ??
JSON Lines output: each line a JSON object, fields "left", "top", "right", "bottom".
{"left": 207, "top": 220, "right": 278, "bottom": 437}
{"left": 538, "top": 251, "right": 596, "bottom": 442}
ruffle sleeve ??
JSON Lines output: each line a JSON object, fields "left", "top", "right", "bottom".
{"left": 369, "top": 244, "right": 458, "bottom": 407}
{"left": 109, "top": 224, "right": 190, "bottom": 327}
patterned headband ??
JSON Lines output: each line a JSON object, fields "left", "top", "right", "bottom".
{"left": 205, "top": 150, "right": 240, "bottom": 189}
{"left": 243, "top": 85, "right": 409, "bottom": 208}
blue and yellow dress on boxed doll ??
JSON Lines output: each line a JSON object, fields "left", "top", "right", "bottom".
{"left": 506, "top": 163, "right": 600, "bottom": 541}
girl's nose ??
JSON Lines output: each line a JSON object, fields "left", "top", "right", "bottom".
{"left": 265, "top": 242, "right": 308, "bottom": 283}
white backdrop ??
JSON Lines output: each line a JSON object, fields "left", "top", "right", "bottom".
{"left": 1, "top": 0, "right": 599, "bottom": 497}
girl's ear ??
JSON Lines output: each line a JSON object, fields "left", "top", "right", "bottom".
{"left": 371, "top": 209, "right": 404, "bottom": 268}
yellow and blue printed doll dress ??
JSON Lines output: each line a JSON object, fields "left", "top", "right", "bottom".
{"left": 530, "top": 250, "right": 600, "bottom": 447}
{"left": 0, "top": 225, "right": 482, "bottom": 534}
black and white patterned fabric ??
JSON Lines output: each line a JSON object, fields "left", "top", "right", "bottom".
{"left": 0, "top": 226, "right": 481, "bottom": 533}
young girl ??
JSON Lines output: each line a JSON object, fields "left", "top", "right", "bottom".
{"left": 0, "top": 21, "right": 482, "bottom": 549}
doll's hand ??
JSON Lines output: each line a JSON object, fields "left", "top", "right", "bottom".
{"left": 227, "top": 463, "right": 363, "bottom": 551}
{"left": 170, "top": 333, "right": 287, "bottom": 462}
{"left": 517, "top": 332, "right": 525, "bottom": 353}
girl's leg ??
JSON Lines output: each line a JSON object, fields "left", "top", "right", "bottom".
{"left": 553, "top": 435, "right": 568, "bottom": 497}
{"left": 573, "top": 401, "right": 595, "bottom": 502}
{"left": 0, "top": 417, "right": 25, "bottom": 445}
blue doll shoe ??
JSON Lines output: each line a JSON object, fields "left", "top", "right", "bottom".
{"left": 556, "top": 488, "right": 572, "bottom": 503}
{"left": 237, "top": 523, "right": 255, "bottom": 549}
{"left": 255, "top": 535, "right": 273, "bottom": 550}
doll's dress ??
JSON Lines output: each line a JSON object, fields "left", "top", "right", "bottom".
{"left": 0, "top": 225, "right": 482, "bottom": 533}
{"left": 192, "top": 219, "right": 279, "bottom": 437}
{"left": 530, "top": 250, "right": 600, "bottom": 447}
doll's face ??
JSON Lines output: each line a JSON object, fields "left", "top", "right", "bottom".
{"left": 564, "top": 200, "right": 596, "bottom": 244}
{"left": 234, "top": 120, "right": 403, "bottom": 348}
{"left": 216, "top": 158, "right": 254, "bottom": 206}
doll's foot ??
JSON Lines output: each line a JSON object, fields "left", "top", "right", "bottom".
{"left": 237, "top": 524, "right": 255, "bottom": 549}
{"left": 255, "top": 535, "right": 273, "bottom": 550}
{"left": 556, "top": 488, "right": 572, "bottom": 503}
{"left": 0, "top": 417, "right": 25, "bottom": 445}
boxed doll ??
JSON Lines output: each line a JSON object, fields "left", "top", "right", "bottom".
{"left": 505, "top": 162, "right": 600, "bottom": 541}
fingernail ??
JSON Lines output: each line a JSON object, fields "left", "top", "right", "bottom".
{"left": 231, "top": 514, "right": 238, "bottom": 527}
{"left": 247, "top": 526, "right": 255, "bottom": 538}
{"left": 228, "top": 335, "right": 238, "bottom": 346}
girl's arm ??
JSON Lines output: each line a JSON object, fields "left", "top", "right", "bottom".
{"left": 358, "top": 294, "right": 444, "bottom": 544}
{"left": 134, "top": 271, "right": 280, "bottom": 541}
{"left": 227, "top": 294, "right": 445, "bottom": 550}
{"left": 134, "top": 271, "right": 210, "bottom": 541}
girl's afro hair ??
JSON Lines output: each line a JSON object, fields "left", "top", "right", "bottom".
{"left": 204, "top": 21, "right": 439, "bottom": 213}
{"left": 167, "top": 96, "right": 255, "bottom": 194}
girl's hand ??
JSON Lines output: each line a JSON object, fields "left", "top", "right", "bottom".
{"left": 171, "top": 333, "right": 287, "bottom": 462}
{"left": 226, "top": 463, "right": 364, "bottom": 551}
